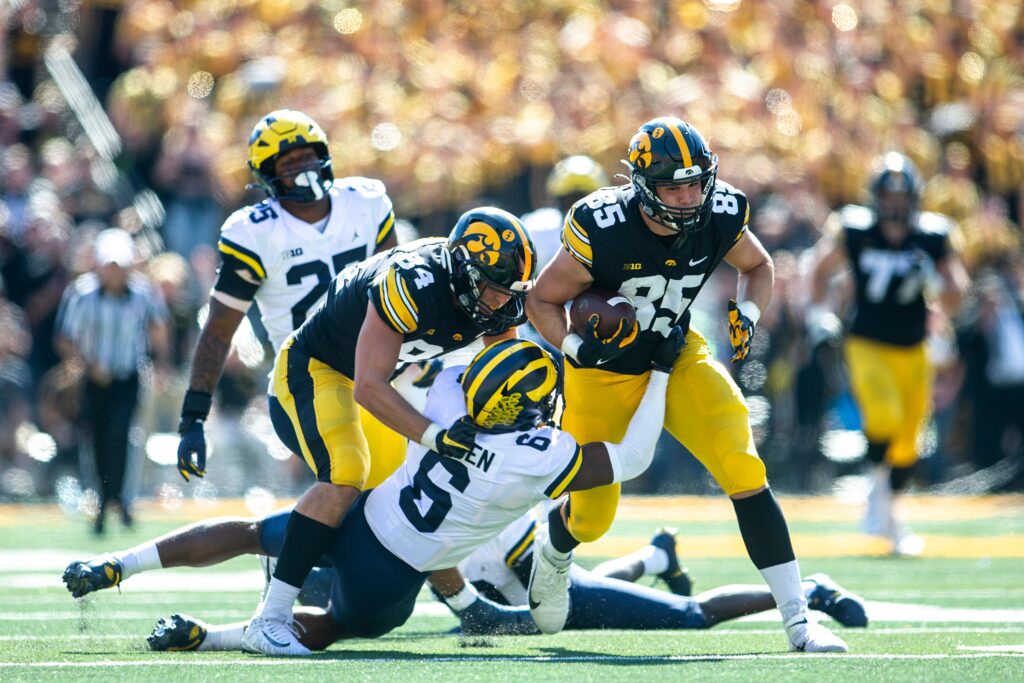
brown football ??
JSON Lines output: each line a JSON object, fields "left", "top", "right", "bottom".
{"left": 569, "top": 289, "right": 637, "bottom": 339}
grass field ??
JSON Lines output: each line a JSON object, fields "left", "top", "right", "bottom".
{"left": 1, "top": 495, "right": 1022, "bottom": 682}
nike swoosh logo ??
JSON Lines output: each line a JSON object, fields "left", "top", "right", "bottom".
{"left": 529, "top": 597, "right": 541, "bottom": 610}
{"left": 265, "top": 632, "right": 291, "bottom": 649}
{"left": 689, "top": 256, "right": 708, "bottom": 266}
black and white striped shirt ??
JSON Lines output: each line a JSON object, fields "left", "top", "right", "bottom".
{"left": 56, "top": 273, "right": 168, "bottom": 380}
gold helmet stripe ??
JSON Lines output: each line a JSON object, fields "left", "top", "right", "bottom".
{"left": 663, "top": 120, "right": 693, "bottom": 170}
{"left": 507, "top": 215, "right": 534, "bottom": 282}
{"left": 464, "top": 340, "right": 534, "bottom": 414}
{"left": 544, "top": 444, "right": 584, "bottom": 498}
{"left": 474, "top": 356, "right": 555, "bottom": 426}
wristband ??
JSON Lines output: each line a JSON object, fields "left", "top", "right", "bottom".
{"left": 181, "top": 389, "right": 213, "bottom": 419}
{"left": 560, "top": 333, "right": 584, "bottom": 362}
{"left": 419, "top": 423, "right": 442, "bottom": 449}
{"left": 737, "top": 300, "right": 761, "bottom": 326}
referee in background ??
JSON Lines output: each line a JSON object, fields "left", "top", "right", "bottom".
{"left": 55, "top": 228, "right": 170, "bottom": 534}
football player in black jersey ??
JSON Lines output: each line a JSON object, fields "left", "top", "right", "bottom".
{"left": 808, "top": 152, "right": 968, "bottom": 555}
{"left": 242, "top": 207, "right": 536, "bottom": 656}
{"left": 525, "top": 116, "right": 847, "bottom": 652}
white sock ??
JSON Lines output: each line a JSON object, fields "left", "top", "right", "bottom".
{"left": 113, "top": 542, "right": 162, "bottom": 580}
{"left": 198, "top": 621, "right": 248, "bottom": 651}
{"left": 258, "top": 577, "right": 301, "bottom": 620}
{"left": 445, "top": 583, "right": 480, "bottom": 612}
{"left": 759, "top": 560, "right": 808, "bottom": 624}
{"left": 639, "top": 545, "right": 670, "bottom": 576}
{"left": 541, "top": 538, "right": 572, "bottom": 567}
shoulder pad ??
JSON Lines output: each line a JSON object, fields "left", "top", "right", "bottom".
{"left": 915, "top": 211, "right": 952, "bottom": 236}
{"left": 714, "top": 179, "right": 747, "bottom": 200}
{"left": 336, "top": 176, "right": 388, "bottom": 199}
{"left": 838, "top": 204, "right": 875, "bottom": 231}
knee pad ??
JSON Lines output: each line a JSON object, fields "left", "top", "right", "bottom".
{"left": 720, "top": 451, "right": 767, "bottom": 496}
{"left": 566, "top": 505, "right": 615, "bottom": 543}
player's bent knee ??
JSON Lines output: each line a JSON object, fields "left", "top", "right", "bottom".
{"left": 720, "top": 451, "right": 767, "bottom": 496}
{"left": 566, "top": 508, "right": 615, "bottom": 543}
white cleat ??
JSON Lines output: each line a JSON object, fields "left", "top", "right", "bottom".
{"left": 786, "top": 615, "right": 849, "bottom": 653}
{"left": 241, "top": 615, "right": 311, "bottom": 657}
{"left": 527, "top": 533, "right": 571, "bottom": 634}
{"left": 891, "top": 528, "right": 925, "bottom": 557}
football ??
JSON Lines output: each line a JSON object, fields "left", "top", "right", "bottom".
{"left": 569, "top": 289, "right": 637, "bottom": 339}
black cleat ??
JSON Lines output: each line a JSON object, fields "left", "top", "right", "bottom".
{"left": 649, "top": 527, "right": 693, "bottom": 596}
{"left": 148, "top": 613, "right": 208, "bottom": 651}
{"left": 62, "top": 555, "right": 124, "bottom": 598}
{"left": 806, "top": 573, "right": 869, "bottom": 627}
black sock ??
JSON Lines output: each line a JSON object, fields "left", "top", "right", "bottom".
{"left": 865, "top": 441, "right": 889, "bottom": 464}
{"left": 547, "top": 503, "right": 579, "bottom": 554}
{"left": 272, "top": 511, "right": 337, "bottom": 588}
{"left": 890, "top": 465, "right": 914, "bottom": 492}
{"left": 731, "top": 489, "right": 796, "bottom": 570}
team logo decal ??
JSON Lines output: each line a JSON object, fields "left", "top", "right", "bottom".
{"left": 502, "top": 229, "right": 515, "bottom": 242}
{"left": 652, "top": 126, "right": 664, "bottom": 139}
{"left": 665, "top": 259, "right": 677, "bottom": 267}
{"left": 483, "top": 392, "right": 523, "bottom": 429}
{"left": 628, "top": 132, "right": 652, "bottom": 169}
{"left": 463, "top": 221, "right": 502, "bottom": 266}
{"left": 452, "top": 333, "right": 463, "bottom": 342}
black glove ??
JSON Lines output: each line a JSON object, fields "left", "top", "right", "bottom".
{"left": 574, "top": 314, "right": 639, "bottom": 367}
{"left": 433, "top": 415, "right": 478, "bottom": 459}
{"left": 177, "top": 390, "right": 212, "bottom": 482}
{"left": 651, "top": 326, "right": 685, "bottom": 373}
{"left": 411, "top": 358, "right": 444, "bottom": 388}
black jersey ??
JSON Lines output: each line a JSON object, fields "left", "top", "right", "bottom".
{"left": 839, "top": 205, "right": 952, "bottom": 346}
{"left": 292, "top": 238, "right": 488, "bottom": 378}
{"left": 562, "top": 183, "right": 749, "bottom": 375}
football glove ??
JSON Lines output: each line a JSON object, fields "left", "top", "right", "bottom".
{"left": 651, "top": 326, "right": 685, "bottom": 373}
{"left": 570, "top": 314, "right": 640, "bottom": 367}
{"left": 411, "top": 358, "right": 444, "bottom": 389}
{"left": 176, "top": 390, "right": 212, "bottom": 481}
{"left": 727, "top": 299, "right": 757, "bottom": 363}
{"left": 433, "top": 415, "right": 478, "bottom": 459}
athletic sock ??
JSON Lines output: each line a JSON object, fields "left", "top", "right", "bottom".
{"left": 732, "top": 489, "right": 806, "bottom": 623}
{"left": 113, "top": 542, "right": 162, "bottom": 580}
{"left": 198, "top": 621, "right": 248, "bottom": 651}
{"left": 445, "top": 583, "right": 480, "bottom": 612}
{"left": 271, "top": 511, "right": 337, "bottom": 589}
{"left": 546, "top": 503, "right": 580, "bottom": 555}
{"left": 640, "top": 544, "right": 670, "bottom": 576}
{"left": 591, "top": 555, "right": 644, "bottom": 582}
{"left": 258, "top": 578, "right": 302, "bottom": 620}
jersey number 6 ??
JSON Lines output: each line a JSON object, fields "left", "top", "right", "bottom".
{"left": 399, "top": 451, "right": 471, "bottom": 533}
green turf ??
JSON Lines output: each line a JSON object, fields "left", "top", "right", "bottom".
{"left": 0, "top": 500, "right": 1021, "bottom": 681}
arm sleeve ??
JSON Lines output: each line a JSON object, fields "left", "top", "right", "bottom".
{"left": 542, "top": 443, "right": 584, "bottom": 500}
{"left": 603, "top": 371, "right": 669, "bottom": 483}
{"left": 370, "top": 266, "right": 421, "bottom": 334}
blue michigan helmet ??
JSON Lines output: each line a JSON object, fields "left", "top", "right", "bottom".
{"left": 461, "top": 339, "right": 559, "bottom": 433}
{"left": 247, "top": 109, "right": 333, "bottom": 203}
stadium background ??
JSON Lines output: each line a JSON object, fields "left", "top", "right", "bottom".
{"left": 1, "top": 1, "right": 1023, "bottom": 509}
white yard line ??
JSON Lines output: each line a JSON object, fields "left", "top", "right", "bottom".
{"left": 0, "top": 653, "right": 1022, "bottom": 667}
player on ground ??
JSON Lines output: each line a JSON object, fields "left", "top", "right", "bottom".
{"left": 807, "top": 152, "right": 968, "bottom": 554}
{"left": 525, "top": 116, "right": 847, "bottom": 652}
{"left": 175, "top": 109, "right": 400, "bottom": 486}
{"left": 242, "top": 209, "right": 537, "bottom": 655}
{"left": 67, "top": 336, "right": 682, "bottom": 653}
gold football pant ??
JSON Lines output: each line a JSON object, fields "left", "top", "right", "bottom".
{"left": 273, "top": 337, "right": 406, "bottom": 488}
{"left": 844, "top": 335, "right": 932, "bottom": 468}
{"left": 561, "top": 328, "right": 767, "bottom": 542}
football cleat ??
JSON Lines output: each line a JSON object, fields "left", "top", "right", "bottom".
{"left": 649, "top": 527, "right": 694, "bottom": 596}
{"left": 527, "top": 529, "right": 572, "bottom": 634}
{"left": 241, "top": 615, "right": 311, "bottom": 657}
{"left": 148, "top": 613, "right": 208, "bottom": 651}
{"left": 62, "top": 555, "right": 124, "bottom": 598}
{"left": 805, "top": 574, "right": 868, "bottom": 627}
{"left": 785, "top": 615, "right": 849, "bottom": 653}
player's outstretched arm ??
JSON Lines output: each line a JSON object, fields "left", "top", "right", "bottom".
{"left": 526, "top": 248, "right": 593, "bottom": 350}
{"left": 177, "top": 299, "right": 248, "bottom": 481}
{"left": 566, "top": 327, "right": 682, "bottom": 491}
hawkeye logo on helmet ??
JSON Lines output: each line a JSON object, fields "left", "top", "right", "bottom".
{"left": 673, "top": 166, "right": 702, "bottom": 180}
{"left": 652, "top": 127, "right": 664, "bottom": 139}
{"left": 629, "top": 133, "right": 652, "bottom": 169}
{"left": 463, "top": 222, "right": 502, "bottom": 266}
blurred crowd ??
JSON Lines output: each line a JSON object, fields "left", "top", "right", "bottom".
{"left": 1, "top": 0, "right": 1022, "bottom": 504}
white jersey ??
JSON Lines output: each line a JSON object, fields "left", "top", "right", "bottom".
{"left": 211, "top": 178, "right": 395, "bottom": 352}
{"left": 521, "top": 207, "right": 564, "bottom": 273}
{"left": 364, "top": 368, "right": 584, "bottom": 572}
